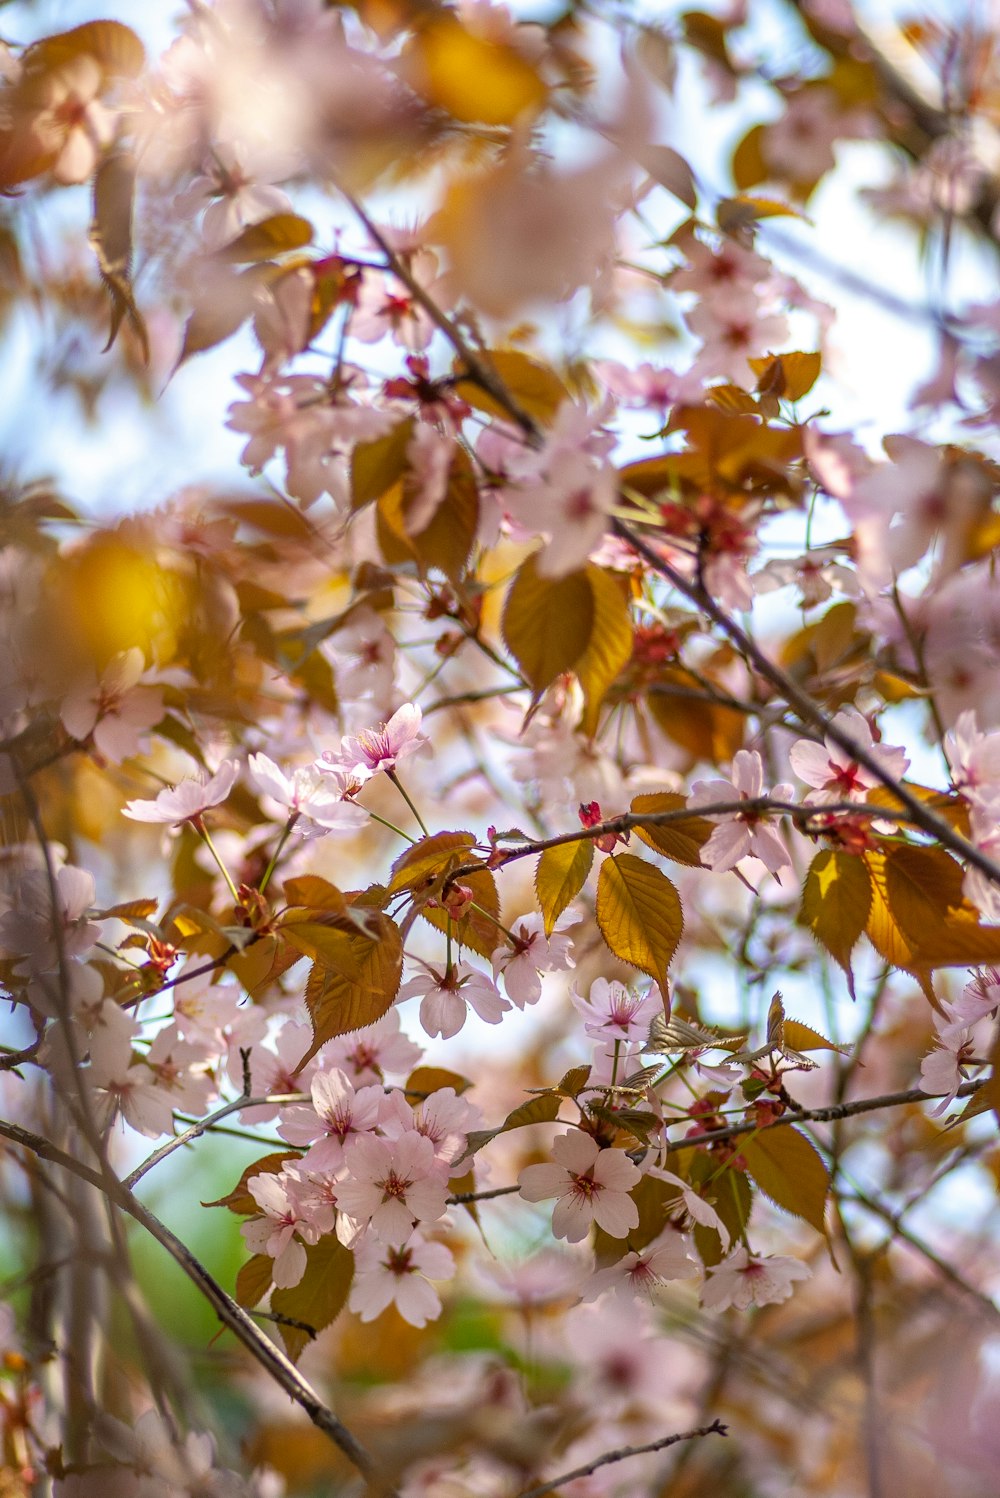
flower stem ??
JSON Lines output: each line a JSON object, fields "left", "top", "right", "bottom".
{"left": 259, "top": 813, "right": 298, "bottom": 895}
{"left": 367, "top": 808, "right": 418, "bottom": 844}
{"left": 387, "top": 770, "right": 429, "bottom": 836}
{"left": 196, "top": 820, "right": 241, "bottom": 903}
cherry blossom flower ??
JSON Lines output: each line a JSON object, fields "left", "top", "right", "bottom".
{"left": 234, "top": 1019, "right": 315, "bottom": 1122}
{"left": 324, "top": 606, "right": 397, "bottom": 710}
{"left": 122, "top": 760, "right": 239, "bottom": 825}
{"left": 319, "top": 703, "right": 429, "bottom": 784}
{"left": 399, "top": 960, "right": 509, "bottom": 1040}
{"left": 322, "top": 1009, "right": 423, "bottom": 1086}
{"left": 788, "top": 710, "right": 909, "bottom": 805}
{"left": 570, "top": 978, "right": 662, "bottom": 1044}
{"left": 60, "top": 649, "right": 164, "bottom": 764}
{"left": 32, "top": 54, "right": 117, "bottom": 185}
{"left": 88, "top": 1021, "right": 177, "bottom": 1139}
{"left": 240, "top": 1171, "right": 319, "bottom": 1288}
{"left": 0, "top": 863, "right": 101, "bottom": 976}
{"left": 919, "top": 1009, "right": 986, "bottom": 1115}
{"left": 175, "top": 145, "right": 293, "bottom": 250}
{"left": 752, "top": 552, "right": 860, "bottom": 610}
{"left": 518, "top": 1131, "right": 640, "bottom": 1243}
{"left": 248, "top": 752, "right": 368, "bottom": 836}
{"left": 336, "top": 1131, "right": 449, "bottom": 1244}
{"left": 689, "top": 750, "right": 793, "bottom": 874}
{"left": 352, "top": 250, "right": 444, "bottom": 351}
{"left": 145, "top": 1023, "right": 215, "bottom": 1117}
{"left": 380, "top": 1085, "right": 483, "bottom": 1174}
{"left": 582, "top": 1230, "right": 699, "bottom": 1302}
{"left": 701, "top": 1245, "right": 811, "bottom": 1311}
{"left": 277, "top": 1066, "right": 383, "bottom": 1169}
{"left": 645, "top": 1167, "right": 731, "bottom": 1250}
{"left": 348, "top": 1231, "right": 455, "bottom": 1327}
{"left": 491, "top": 912, "right": 575, "bottom": 1008}
{"left": 944, "top": 711, "right": 1000, "bottom": 807}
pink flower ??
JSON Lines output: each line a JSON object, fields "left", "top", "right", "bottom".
{"left": 88, "top": 1021, "right": 177, "bottom": 1140}
{"left": 337, "top": 1131, "right": 449, "bottom": 1245}
{"left": 322, "top": 1009, "right": 423, "bottom": 1086}
{"left": 240, "top": 1172, "right": 319, "bottom": 1289}
{"left": 944, "top": 711, "right": 1000, "bottom": 808}
{"left": 492, "top": 912, "right": 575, "bottom": 1008}
{"left": 319, "top": 703, "right": 429, "bottom": 784}
{"left": 919, "top": 1015, "right": 983, "bottom": 1115}
{"left": 570, "top": 978, "right": 662, "bottom": 1044}
{"left": 399, "top": 960, "right": 509, "bottom": 1040}
{"left": 518, "top": 1131, "right": 640, "bottom": 1243}
{"left": 380, "top": 1085, "right": 482, "bottom": 1173}
{"left": 122, "top": 760, "right": 239, "bottom": 825}
{"left": 788, "top": 710, "right": 909, "bottom": 805}
{"left": 248, "top": 752, "right": 369, "bottom": 837}
{"left": 701, "top": 1245, "right": 811, "bottom": 1311}
{"left": 582, "top": 1231, "right": 699, "bottom": 1302}
{"left": 646, "top": 1168, "right": 731, "bottom": 1250}
{"left": 278, "top": 1067, "right": 384, "bottom": 1170}
{"left": 348, "top": 1231, "right": 455, "bottom": 1327}
{"left": 689, "top": 750, "right": 793, "bottom": 874}
{"left": 60, "top": 649, "right": 164, "bottom": 764}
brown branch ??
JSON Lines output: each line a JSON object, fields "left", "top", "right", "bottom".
{"left": 515, "top": 1419, "right": 727, "bottom": 1498}
{"left": 613, "top": 522, "right": 1000, "bottom": 890}
{"left": 123, "top": 1090, "right": 308, "bottom": 1189}
{"left": 0, "top": 1117, "right": 392, "bottom": 1492}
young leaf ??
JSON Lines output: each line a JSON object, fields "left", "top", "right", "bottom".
{"left": 798, "top": 849, "right": 872, "bottom": 987}
{"left": 631, "top": 791, "right": 713, "bottom": 867}
{"left": 575, "top": 566, "right": 633, "bottom": 736}
{"left": 303, "top": 914, "right": 403, "bottom": 1059}
{"left": 271, "top": 1235, "right": 355, "bottom": 1363}
{"left": 501, "top": 556, "right": 594, "bottom": 695}
{"left": 595, "top": 853, "right": 683, "bottom": 994}
{"left": 535, "top": 839, "right": 594, "bottom": 936}
{"left": 405, "top": 1066, "right": 472, "bottom": 1098}
{"left": 453, "top": 349, "right": 569, "bottom": 425}
{"left": 235, "top": 1254, "right": 273, "bottom": 1310}
{"left": 90, "top": 151, "right": 148, "bottom": 360}
{"left": 217, "top": 213, "right": 314, "bottom": 262}
{"left": 742, "top": 1127, "right": 829, "bottom": 1235}
{"left": 204, "top": 1153, "right": 300, "bottom": 1215}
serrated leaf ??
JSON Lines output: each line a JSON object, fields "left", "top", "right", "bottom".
{"left": 302, "top": 914, "right": 403, "bottom": 1060}
{"left": 235, "top": 1254, "right": 273, "bottom": 1309}
{"left": 389, "top": 830, "right": 477, "bottom": 894}
{"left": 782, "top": 1019, "right": 850, "bottom": 1055}
{"left": 576, "top": 566, "right": 633, "bottom": 736}
{"left": 351, "top": 420, "right": 414, "bottom": 509}
{"left": 377, "top": 443, "right": 480, "bottom": 583}
{"left": 457, "top": 1091, "right": 563, "bottom": 1163}
{"left": 205, "top": 1152, "right": 300, "bottom": 1215}
{"left": 798, "top": 849, "right": 871, "bottom": 989}
{"left": 217, "top": 213, "right": 314, "bottom": 262}
{"left": 390, "top": 831, "right": 498, "bottom": 958}
{"left": 535, "top": 840, "right": 594, "bottom": 937}
{"left": 555, "top": 1065, "right": 592, "bottom": 1098}
{"left": 97, "top": 898, "right": 158, "bottom": 920}
{"left": 175, "top": 265, "right": 265, "bottom": 366}
{"left": 742, "top": 1126, "right": 829, "bottom": 1235}
{"left": 228, "top": 935, "right": 302, "bottom": 999}
{"left": 282, "top": 875, "right": 348, "bottom": 912}
{"left": 749, "top": 351, "right": 821, "bottom": 402}
{"left": 272, "top": 1235, "right": 354, "bottom": 1362}
{"left": 502, "top": 555, "right": 594, "bottom": 695}
{"left": 454, "top": 349, "right": 568, "bottom": 425}
{"left": 595, "top": 853, "right": 683, "bottom": 993}
{"left": 717, "top": 194, "right": 806, "bottom": 234}
{"left": 631, "top": 791, "right": 713, "bottom": 867}
{"left": 280, "top": 922, "right": 364, "bottom": 978}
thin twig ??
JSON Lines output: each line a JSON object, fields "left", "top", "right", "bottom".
{"left": 123, "top": 1091, "right": 308, "bottom": 1189}
{"left": 515, "top": 1418, "right": 727, "bottom": 1498}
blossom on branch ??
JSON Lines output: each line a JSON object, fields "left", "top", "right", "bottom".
{"left": 689, "top": 750, "right": 793, "bottom": 874}
{"left": 122, "top": 760, "right": 240, "bottom": 826}
{"left": 518, "top": 1131, "right": 640, "bottom": 1243}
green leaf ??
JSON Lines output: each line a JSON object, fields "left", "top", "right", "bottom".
{"left": 272, "top": 1235, "right": 355, "bottom": 1363}
{"left": 501, "top": 556, "right": 594, "bottom": 695}
{"left": 798, "top": 849, "right": 872, "bottom": 988}
{"left": 535, "top": 839, "right": 594, "bottom": 936}
{"left": 630, "top": 791, "right": 713, "bottom": 867}
{"left": 217, "top": 213, "right": 314, "bottom": 262}
{"left": 742, "top": 1126, "right": 829, "bottom": 1235}
{"left": 303, "top": 914, "right": 403, "bottom": 1060}
{"left": 595, "top": 853, "right": 683, "bottom": 993}
{"left": 576, "top": 567, "right": 633, "bottom": 736}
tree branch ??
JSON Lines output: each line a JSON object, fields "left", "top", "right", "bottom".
{"left": 515, "top": 1418, "right": 727, "bottom": 1498}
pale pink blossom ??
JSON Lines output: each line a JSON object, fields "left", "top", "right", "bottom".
{"left": 570, "top": 978, "right": 662, "bottom": 1044}
{"left": 399, "top": 960, "right": 509, "bottom": 1040}
{"left": 944, "top": 711, "right": 1000, "bottom": 807}
{"left": 322, "top": 1009, "right": 423, "bottom": 1086}
{"left": 687, "top": 303, "right": 790, "bottom": 388}
{"left": 248, "top": 752, "right": 368, "bottom": 836}
{"left": 380, "top": 1085, "right": 482, "bottom": 1173}
{"left": 337, "top": 1131, "right": 449, "bottom": 1244}
{"left": 762, "top": 87, "right": 871, "bottom": 182}
{"left": 88, "top": 1021, "right": 177, "bottom": 1139}
{"left": 234, "top": 1019, "right": 315, "bottom": 1122}
{"left": 352, "top": 250, "right": 443, "bottom": 351}
{"left": 919, "top": 1019, "right": 981, "bottom": 1115}
{"left": 277, "top": 1067, "right": 383, "bottom": 1169}
{"left": 646, "top": 1167, "right": 731, "bottom": 1250}
{"left": 582, "top": 1231, "right": 699, "bottom": 1302}
{"left": 0, "top": 863, "right": 101, "bottom": 975}
{"left": 176, "top": 145, "right": 293, "bottom": 250}
{"left": 952, "top": 968, "right": 1000, "bottom": 1027}
{"left": 320, "top": 703, "right": 429, "bottom": 784}
{"left": 788, "top": 710, "right": 909, "bottom": 805}
{"left": 122, "top": 760, "right": 239, "bottom": 825}
{"left": 323, "top": 607, "right": 397, "bottom": 709}
{"left": 240, "top": 1171, "right": 319, "bottom": 1288}
{"left": 689, "top": 750, "right": 793, "bottom": 874}
{"left": 349, "top": 1231, "right": 455, "bottom": 1327}
{"left": 518, "top": 1131, "right": 640, "bottom": 1243}
{"left": 60, "top": 649, "right": 164, "bottom": 764}
{"left": 701, "top": 1246, "right": 811, "bottom": 1311}
{"left": 491, "top": 912, "right": 575, "bottom": 1008}
{"left": 145, "top": 1023, "right": 215, "bottom": 1116}
{"left": 33, "top": 54, "right": 117, "bottom": 185}
{"left": 752, "top": 552, "right": 860, "bottom": 610}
